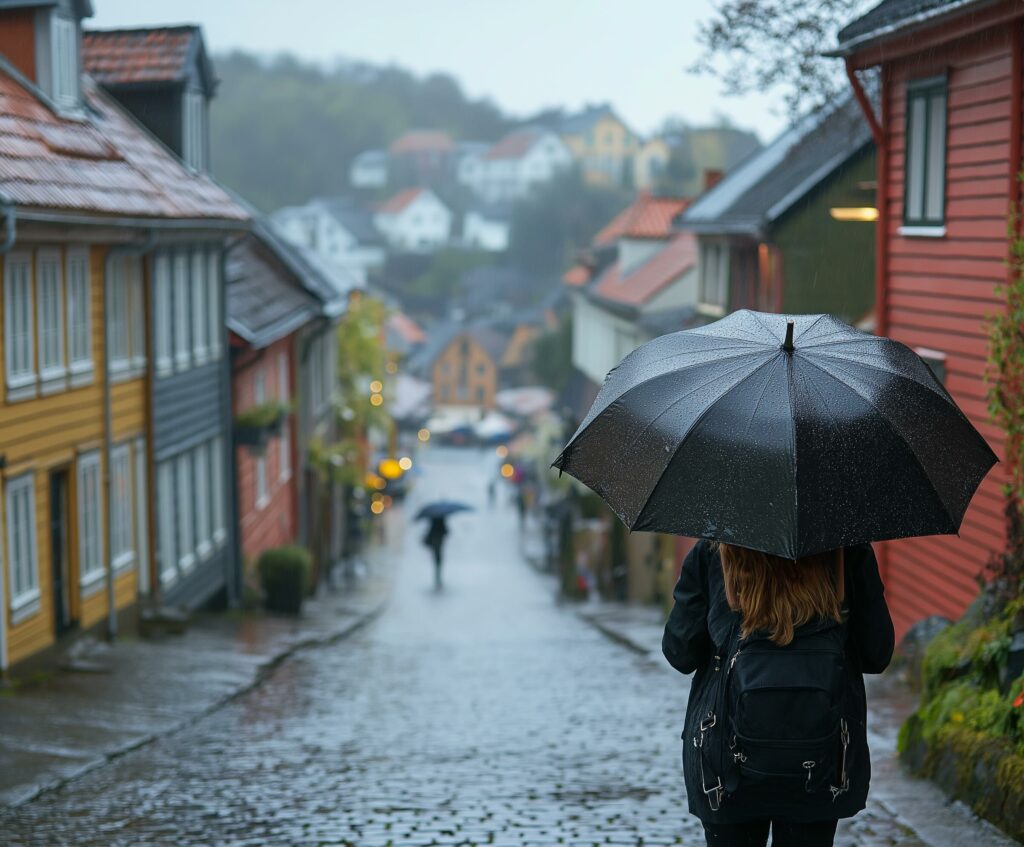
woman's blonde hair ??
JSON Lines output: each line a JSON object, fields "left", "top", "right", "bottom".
{"left": 719, "top": 543, "right": 844, "bottom": 646}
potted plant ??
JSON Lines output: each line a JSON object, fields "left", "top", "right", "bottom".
{"left": 235, "top": 401, "right": 289, "bottom": 452}
{"left": 257, "top": 545, "right": 311, "bottom": 615}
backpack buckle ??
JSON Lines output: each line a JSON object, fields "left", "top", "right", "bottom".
{"left": 702, "top": 775, "right": 723, "bottom": 811}
{"left": 699, "top": 712, "right": 716, "bottom": 732}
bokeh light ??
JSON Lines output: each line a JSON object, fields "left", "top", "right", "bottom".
{"left": 370, "top": 393, "right": 383, "bottom": 406}
{"left": 398, "top": 456, "right": 413, "bottom": 470}
{"left": 418, "top": 428, "right": 430, "bottom": 442}
{"left": 500, "top": 463, "right": 514, "bottom": 479}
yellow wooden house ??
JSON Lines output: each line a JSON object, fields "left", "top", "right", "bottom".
{"left": 0, "top": 1, "right": 247, "bottom": 671}
{"left": 560, "top": 105, "right": 640, "bottom": 187}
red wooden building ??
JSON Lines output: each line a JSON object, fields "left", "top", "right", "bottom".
{"left": 834, "top": 0, "right": 1018, "bottom": 637}
{"left": 226, "top": 228, "right": 320, "bottom": 570}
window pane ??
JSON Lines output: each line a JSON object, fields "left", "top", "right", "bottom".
{"left": 36, "top": 255, "right": 63, "bottom": 374}
{"left": 212, "top": 437, "right": 225, "bottom": 541}
{"left": 176, "top": 453, "right": 194, "bottom": 569}
{"left": 279, "top": 418, "right": 291, "bottom": 481}
{"left": 129, "top": 257, "right": 144, "bottom": 365}
{"left": 134, "top": 439, "right": 149, "bottom": 594}
{"left": 158, "top": 461, "right": 177, "bottom": 586}
{"left": 67, "top": 252, "right": 91, "bottom": 367}
{"left": 926, "top": 91, "right": 947, "bottom": 223}
{"left": 207, "top": 250, "right": 220, "bottom": 359}
{"left": 194, "top": 443, "right": 211, "bottom": 551}
{"left": 154, "top": 254, "right": 172, "bottom": 372}
{"left": 78, "top": 454, "right": 102, "bottom": 582}
{"left": 109, "top": 260, "right": 129, "bottom": 365}
{"left": 906, "top": 95, "right": 927, "bottom": 222}
{"left": 191, "top": 250, "right": 207, "bottom": 361}
{"left": 174, "top": 252, "right": 190, "bottom": 369}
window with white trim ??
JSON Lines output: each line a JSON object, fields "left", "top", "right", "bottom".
{"left": 36, "top": 250, "right": 64, "bottom": 387}
{"left": 207, "top": 250, "right": 221, "bottom": 360}
{"left": 77, "top": 451, "right": 103, "bottom": 591}
{"left": 699, "top": 242, "right": 729, "bottom": 314}
{"left": 108, "top": 258, "right": 130, "bottom": 371}
{"left": 211, "top": 436, "right": 226, "bottom": 544}
{"left": 129, "top": 257, "right": 145, "bottom": 369}
{"left": 5, "top": 473, "right": 39, "bottom": 618}
{"left": 51, "top": 13, "right": 79, "bottom": 109}
{"left": 254, "top": 371, "right": 269, "bottom": 508}
{"left": 66, "top": 249, "right": 91, "bottom": 380}
{"left": 110, "top": 444, "right": 134, "bottom": 571}
{"left": 154, "top": 253, "right": 172, "bottom": 375}
{"left": 4, "top": 253, "right": 35, "bottom": 398}
{"left": 278, "top": 351, "right": 291, "bottom": 481}
{"left": 191, "top": 250, "right": 208, "bottom": 364}
{"left": 194, "top": 442, "right": 212, "bottom": 559}
{"left": 176, "top": 452, "right": 194, "bottom": 572}
{"left": 310, "top": 334, "right": 324, "bottom": 414}
{"left": 134, "top": 438, "right": 150, "bottom": 595}
{"left": 182, "top": 89, "right": 207, "bottom": 171}
{"left": 157, "top": 460, "right": 177, "bottom": 587}
{"left": 904, "top": 78, "right": 947, "bottom": 228}
{"left": 174, "top": 252, "right": 190, "bottom": 370}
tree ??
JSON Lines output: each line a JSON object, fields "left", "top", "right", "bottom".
{"left": 691, "top": 1, "right": 874, "bottom": 119}
{"left": 531, "top": 316, "right": 573, "bottom": 394}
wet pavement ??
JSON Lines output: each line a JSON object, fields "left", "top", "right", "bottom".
{"left": 1, "top": 446, "right": 1020, "bottom": 846}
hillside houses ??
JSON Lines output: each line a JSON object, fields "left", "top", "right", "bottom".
{"left": 374, "top": 187, "right": 453, "bottom": 252}
{"left": 458, "top": 128, "right": 572, "bottom": 202}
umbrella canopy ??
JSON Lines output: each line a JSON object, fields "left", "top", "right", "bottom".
{"left": 415, "top": 500, "right": 475, "bottom": 521}
{"left": 552, "top": 310, "right": 997, "bottom": 560}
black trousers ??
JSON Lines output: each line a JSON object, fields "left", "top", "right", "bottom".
{"left": 703, "top": 818, "right": 838, "bottom": 847}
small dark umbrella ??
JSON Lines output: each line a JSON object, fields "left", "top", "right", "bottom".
{"left": 415, "top": 500, "right": 475, "bottom": 521}
{"left": 552, "top": 310, "right": 997, "bottom": 560}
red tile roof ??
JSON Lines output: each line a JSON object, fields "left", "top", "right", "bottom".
{"left": 387, "top": 312, "right": 426, "bottom": 345}
{"left": 562, "top": 263, "right": 591, "bottom": 287}
{"left": 82, "top": 27, "right": 196, "bottom": 85}
{"left": 593, "top": 192, "right": 690, "bottom": 246}
{"left": 377, "top": 187, "right": 425, "bottom": 215}
{"left": 591, "top": 233, "right": 698, "bottom": 307}
{"left": 484, "top": 130, "right": 540, "bottom": 161}
{"left": 388, "top": 130, "right": 454, "bottom": 155}
{"left": 0, "top": 69, "right": 247, "bottom": 220}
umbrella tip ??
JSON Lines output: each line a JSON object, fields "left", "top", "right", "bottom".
{"left": 783, "top": 320, "right": 795, "bottom": 353}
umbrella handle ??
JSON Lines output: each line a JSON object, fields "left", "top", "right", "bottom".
{"left": 783, "top": 320, "right": 795, "bottom": 352}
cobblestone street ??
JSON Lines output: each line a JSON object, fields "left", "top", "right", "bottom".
{"left": 0, "top": 448, "right": 1018, "bottom": 846}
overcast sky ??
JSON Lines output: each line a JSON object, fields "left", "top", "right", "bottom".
{"left": 89, "top": 0, "right": 795, "bottom": 141}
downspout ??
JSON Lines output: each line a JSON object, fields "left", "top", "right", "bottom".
{"left": 220, "top": 235, "right": 246, "bottom": 608}
{"left": 845, "top": 58, "right": 887, "bottom": 338}
{"left": 0, "top": 200, "right": 16, "bottom": 254}
{"left": 103, "top": 231, "right": 157, "bottom": 640}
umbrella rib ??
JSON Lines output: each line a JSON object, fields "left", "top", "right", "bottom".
{"left": 804, "top": 349, "right": 954, "bottom": 403}
{"left": 631, "top": 355, "right": 783, "bottom": 530}
{"left": 797, "top": 355, "right": 961, "bottom": 531}
{"left": 749, "top": 310, "right": 785, "bottom": 342}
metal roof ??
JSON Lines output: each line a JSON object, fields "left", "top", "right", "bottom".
{"left": 835, "top": 0, "right": 988, "bottom": 52}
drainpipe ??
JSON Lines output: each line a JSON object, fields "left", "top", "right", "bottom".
{"left": 220, "top": 235, "right": 246, "bottom": 608}
{"left": 0, "top": 200, "right": 16, "bottom": 254}
{"left": 103, "top": 231, "right": 157, "bottom": 640}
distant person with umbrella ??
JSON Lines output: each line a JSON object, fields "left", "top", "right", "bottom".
{"left": 416, "top": 500, "right": 472, "bottom": 589}
{"left": 555, "top": 312, "right": 996, "bottom": 847}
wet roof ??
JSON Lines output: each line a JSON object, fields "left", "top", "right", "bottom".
{"left": 82, "top": 26, "right": 206, "bottom": 87}
{"left": 590, "top": 232, "right": 698, "bottom": 308}
{"left": 679, "top": 98, "right": 871, "bottom": 237}
{"left": 0, "top": 61, "right": 246, "bottom": 221}
{"left": 836, "top": 0, "right": 983, "bottom": 48}
{"left": 593, "top": 193, "right": 690, "bottom": 246}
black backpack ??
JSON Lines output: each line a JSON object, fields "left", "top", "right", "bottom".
{"left": 694, "top": 620, "right": 851, "bottom": 810}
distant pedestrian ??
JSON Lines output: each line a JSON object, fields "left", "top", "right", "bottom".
{"left": 663, "top": 542, "right": 894, "bottom": 847}
{"left": 515, "top": 487, "right": 527, "bottom": 529}
{"left": 488, "top": 478, "right": 496, "bottom": 508}
{"left": 422, "top": 516, "right": 449, "bottom": 589}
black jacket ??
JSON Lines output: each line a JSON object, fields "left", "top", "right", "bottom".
{"left": 662, "top": 540, "right": 894, "bottom": 823}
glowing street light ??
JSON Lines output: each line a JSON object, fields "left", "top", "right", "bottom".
{"left": 370, "top": 500, "right": 384, "bottom": 515}
{"left": 370, "top": 380, "right": 383, "bottom": 393}
{"left": 398, "top": 456, "right": 413, "bottom": 471}
{"left": 500, "top": 463, "right": 515, "bottom": 479}
{"left": 370, "top": 393, "right": 384, "bottom": 407}
{"left": 378, "top": 458, "right": 403, "bottom": 480}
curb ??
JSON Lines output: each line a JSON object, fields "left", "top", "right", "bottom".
{"left": 2, "top": 592, "right": 390, "bottom": 811}
{"left": 577, "top": 610, "right": 657, "bottom": 657}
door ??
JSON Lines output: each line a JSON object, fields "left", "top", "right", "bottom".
{"left": 50, "top": 469, "right": 73, "bottom": 637}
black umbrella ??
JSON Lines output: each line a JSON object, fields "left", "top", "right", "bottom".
{"left": 552, "top": 310, "right": 996, "bottom": 560}
{"left": 415, "top": 500, "right": 475, "bottom": 521}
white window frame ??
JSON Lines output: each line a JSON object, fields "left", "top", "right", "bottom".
{"left": 36, "top": 249, "right": 65, "bottom": 393}
{"left": 207, "top": 250, "right": 221, "bottom": 360}
{"left": 698, "top": 242, "right": 729, "bottom": 316}
{"left": 66, "top": 247, "right": 92, "bottom": 386}
{"left": 134, "top": 437, "right": 150, "bottom": 595}
{"left": 110, "top": 444, "right": 134, "bottom": 572}
{"left": 129, "top": 256, "right": 145, "bottom": 371}
{"left": 211, "top": 436, "right": 226, "bottom": 545}
{"left": 4, "top": 252, "right": 36, "bottom": 401}
{"left": 77, "top": 451, "right": 104, "bottom": 594}
{"left": 173, "top": 251, "right": 190, "bottom": 371}
{"left": 154, "top": 253, "right": 173, "bottom": 375}
{"left": 904, "top": 76, "right": 947, "bottom": 229}
{"left": 5, "top": 473, "right": 40, "bottom": 622}
{"left": 108, "top": 257, "right": 131, "bottom": 374}
{"left": 194, "top": 442, "right": 212, "bottom": 559}
{"left": 191, "top": 250, "right": 208, "bottom": 365}
{"left": 157, "top": 461, "right": 177, "bottom": 587}
{"left": 51, "top": 13, "right": 79, "bottom": 109}
{"left": 176, "top": 452, "right": 195, "bottom": 572}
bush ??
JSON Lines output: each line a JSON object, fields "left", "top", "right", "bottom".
{"left": 257, "top": 545, "right": 311, "bottom": 615}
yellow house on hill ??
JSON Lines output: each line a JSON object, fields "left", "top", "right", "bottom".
{"left": 560, "top": 105, "right": 640, "bottom": 187}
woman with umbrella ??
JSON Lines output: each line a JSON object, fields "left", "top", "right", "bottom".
{"left": 416, "top": 501, "right": 472, "bottom": 589}
{"left": 554, "top": 312, "right": 996, "bottom": 847}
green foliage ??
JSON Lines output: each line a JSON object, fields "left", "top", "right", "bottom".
{"left": 531, "top": 316, "right": 573, "bottom": 394}
{"left": 408, "top": 249, "right": 494, "bottom": 300}
{"left": 655, "top": 124, "right": 762, "bottom": 196}
{"left": 507, "top": 169, "right": 631, "bottom": 275}
{"left": 257, "top": 545, "right": 311, "bottom": 614}
{"left": 235, "top": 400, "right": 290, "bottom": 430}
{"left": 210, "top": 52, "right": 510, "bottom": 211}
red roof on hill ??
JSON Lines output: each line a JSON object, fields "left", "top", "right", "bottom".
{"left": 484, "top": 130, "right": 540, "bottom": 161}
{"left": 592, "top": 233, "right": 698, "bottom": 306}
{"left": 377, "top": 187, "right": 426, "bottom": 215}
{"left": 562, "top": 263, "right": 591, "bottom": 287}
{"left": 82, "top": 26, "right": 197, "bottom": 85}
{"left": 388, "top": 312, "right": 426, "bottom": 345}
{"left": 0, "top": 69, "right": 246, "bottom": 220}
{"left": 593, "top": 193, "right": 690, "bottom": 246}
{"left": 388, "top": 130, "right": 454, "bottom": 155}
